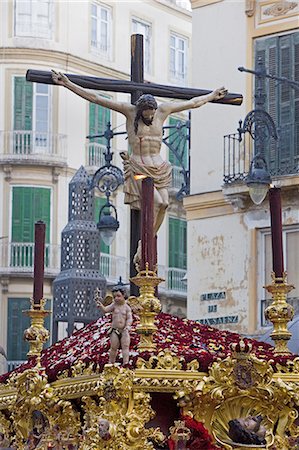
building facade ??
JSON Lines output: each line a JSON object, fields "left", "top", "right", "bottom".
{"left": 185, "top": 0, "right": 298, "bottom": 338}
{"left": 0, "top": 0, "right": 191, "bottom": 370}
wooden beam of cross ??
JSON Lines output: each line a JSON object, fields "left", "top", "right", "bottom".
{"left": 26, "top": 68, "right": 243, "bottom": 105}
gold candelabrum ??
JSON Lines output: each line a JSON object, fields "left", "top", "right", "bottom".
{"left": 131, "top": 263, "right": 163, "bottom": 352}
{"left": 23, "top": 298, "right": 51, "bottom": 364}
{"left": 264, "top": 272, "right": 294, "bottom": 355}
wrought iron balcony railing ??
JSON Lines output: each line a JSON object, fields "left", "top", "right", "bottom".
{"left": 0, "top": 131, "right": 67, "bottom": 165}
{"left": 223, "top": 123, "right": 299, "bottom": 184}
{"left": 261, "top": 297, "right": 299, "bottom": 327}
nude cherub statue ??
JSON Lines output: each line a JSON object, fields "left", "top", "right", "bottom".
{"left": 95, "top": 286, "right": 133, "bottom": 365}
{"left": 51, "top": 70, "right": 227, "bottom": 237}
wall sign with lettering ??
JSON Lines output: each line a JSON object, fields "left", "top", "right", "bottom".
{"left": 200, "top": 291, "right": 226, "bottom": 301}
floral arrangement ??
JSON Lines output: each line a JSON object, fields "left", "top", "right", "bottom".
{"left": 0, "top": 312, "right": 296, "bottom": 384}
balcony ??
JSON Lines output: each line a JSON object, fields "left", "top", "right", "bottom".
{"left": 261, "top": 297, "right": 299, "bottom": 327}
{"left": 223, "top": 123, "right": 299, "bottom": 185}
{"left": 0, "top": 131, "right": 67, "bottom": 166}
{"left": 158, "top": 266, "right": 187, "bottom": 296}
{"left": 0, "top": 242, "right": 60, "bottom": 277}
{"left": 86, "top": 142, "right": 106, "bottom": 168}
{"left": 100, "top": 253, "right": 129, "bottom": 285}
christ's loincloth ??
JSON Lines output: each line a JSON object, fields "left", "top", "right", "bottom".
{"left": 123, "top": 157, "right": 172, "bottom": 209}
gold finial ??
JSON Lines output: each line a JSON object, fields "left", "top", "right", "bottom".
{"left": 264, "top": 272, "right": 295, "bottom": 355}
{"left": 23, "top": 298, "right": 51, "bottom": 365}
{"left": 130, "top": 262, "right": 164, "bottom": 352}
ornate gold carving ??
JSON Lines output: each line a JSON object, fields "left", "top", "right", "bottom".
{"left": 136, "top": 349, "right": 184, "bottom": 370}
{"left": 263, "top": 0, "right": 297, "bottom": 16}
{"left": 130, "top": 263, "right": 163, "bottom": 352}
{"left": 275, "top": 357, "right": 299, "bottom": 374}
{"left": 23, "top": 298, "right": 51, "bottom": 361}
{"left": 0, "top": 412, "right": 13, "bottom": 447}
{"left": 4, "top": 367, "right": 81, "bottom": 447}
{"left": 80, "top": 364, "right": 165, "bottom": 449}
{"left": 178, "top": 346, "right": 299, "bottom": 449}
{"left": 264, "top": 273, "right": 294, "bottom": 355}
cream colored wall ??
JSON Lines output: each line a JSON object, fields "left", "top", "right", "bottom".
{"left": 187, "top": 210, "right": 251, "bottom": 332}
{"left": 188, "top": 0, "right": 299, "bottom": 333}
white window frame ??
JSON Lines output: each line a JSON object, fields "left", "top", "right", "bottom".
{"left": 169, "top": 32, "right": 188, "bottom": 83}
{"left": 91, "top": 2, "right": 112, "bottom": 59}
{"left": 33, "top": 83, "right": 52, "bottom": 152}
{"left": 14, "top": 0, "right": 53, "bottom": 39}
{"left": 258, "top": 226, "right": 299, "bottom": 327}
{"left": 12, "top": 76, "right": 52, "bottom": 153}
{"left": 131, "top": 17, "right": 152, "bottom": 74}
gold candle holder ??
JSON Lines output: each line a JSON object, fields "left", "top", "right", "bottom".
{"left": 23, "top": 298, "right": 51, "bottom": 364}
{"left": 130, "top": 263, "right": 163, "bottom": 352}
{"left": 264, "top": 272, "right": 294, "bottom": 355}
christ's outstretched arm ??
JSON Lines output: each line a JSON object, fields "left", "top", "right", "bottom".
{"left": 51, "top": 70, "right": 135, "bottom": 117}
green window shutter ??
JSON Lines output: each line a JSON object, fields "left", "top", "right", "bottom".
{"left": 168, "top": 116, "right": 188, "bottom": 167}
{"left": 33, "top": 188, "right": 51, "bottom": 243}
{"left": 255, "top": 32, "right": 299, "bottom": 167}
{"left": 7, "top": 298, "right": 51, "bottom": 361}
{"left": 12, "top": 187, "right": 51, "bottom": 243}
{"left": 94, "top": 196, "right": 110, "bottom": 254}
{"left": 179, "top": 219, "right": 187, "bottom": 269}
{"left": 168, "top": 217, "right": 186, "bottom": 269}
{"left": 14, "top": 77, "right": 33, "bottom": 131}
{"left": 89, "top": 100, "right": 111, "bottom": 145}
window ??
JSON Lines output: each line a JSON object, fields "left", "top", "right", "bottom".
{"left": 170, "top": 32, "right": 188, "bottom": 83}
{"left": 7, "top": 298, "right": 51, "bottom": 362}
{"left": 13, "top": 77, "right": 51, "bottom": 154}
{"left": 168, "top": 217, "right": 187, "bottom": 269}
{"left": 14, "top": 0, "right": 53, "bottom": 38}
{"left": 91, "top": 2, "right": 112, "bottom": 57}
{"left": 259, "top": 227, "right": 299, "bottom": 326}
{"left": 254, "top": 32, "right": 299, "bottom": 173}
{"left": 11, "top": 187, "right": 51, "bottom": 267}
{"left": 88, "top": 102, "right": 111, "bottom": 166}
{"left": 132, "top": 18, "right": 152, "bottom": 74}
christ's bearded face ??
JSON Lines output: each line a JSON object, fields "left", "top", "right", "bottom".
{"left": 141, "top": 108, "right": 155, "bottom": 126}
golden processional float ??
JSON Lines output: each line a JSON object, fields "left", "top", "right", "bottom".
{"left": 0, "top": 184, "right": 299, "bottom": 450}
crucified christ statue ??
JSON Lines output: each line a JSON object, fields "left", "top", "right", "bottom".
{"left": 52, "top": 70, "right": 227, "bottom": 236}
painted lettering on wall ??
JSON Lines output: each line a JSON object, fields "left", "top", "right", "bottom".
{"left": 200, "top": 291, "right": 226, "bottom": 301}
{"left": 198, "top": 315, "right": 238, "bottom": 325}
